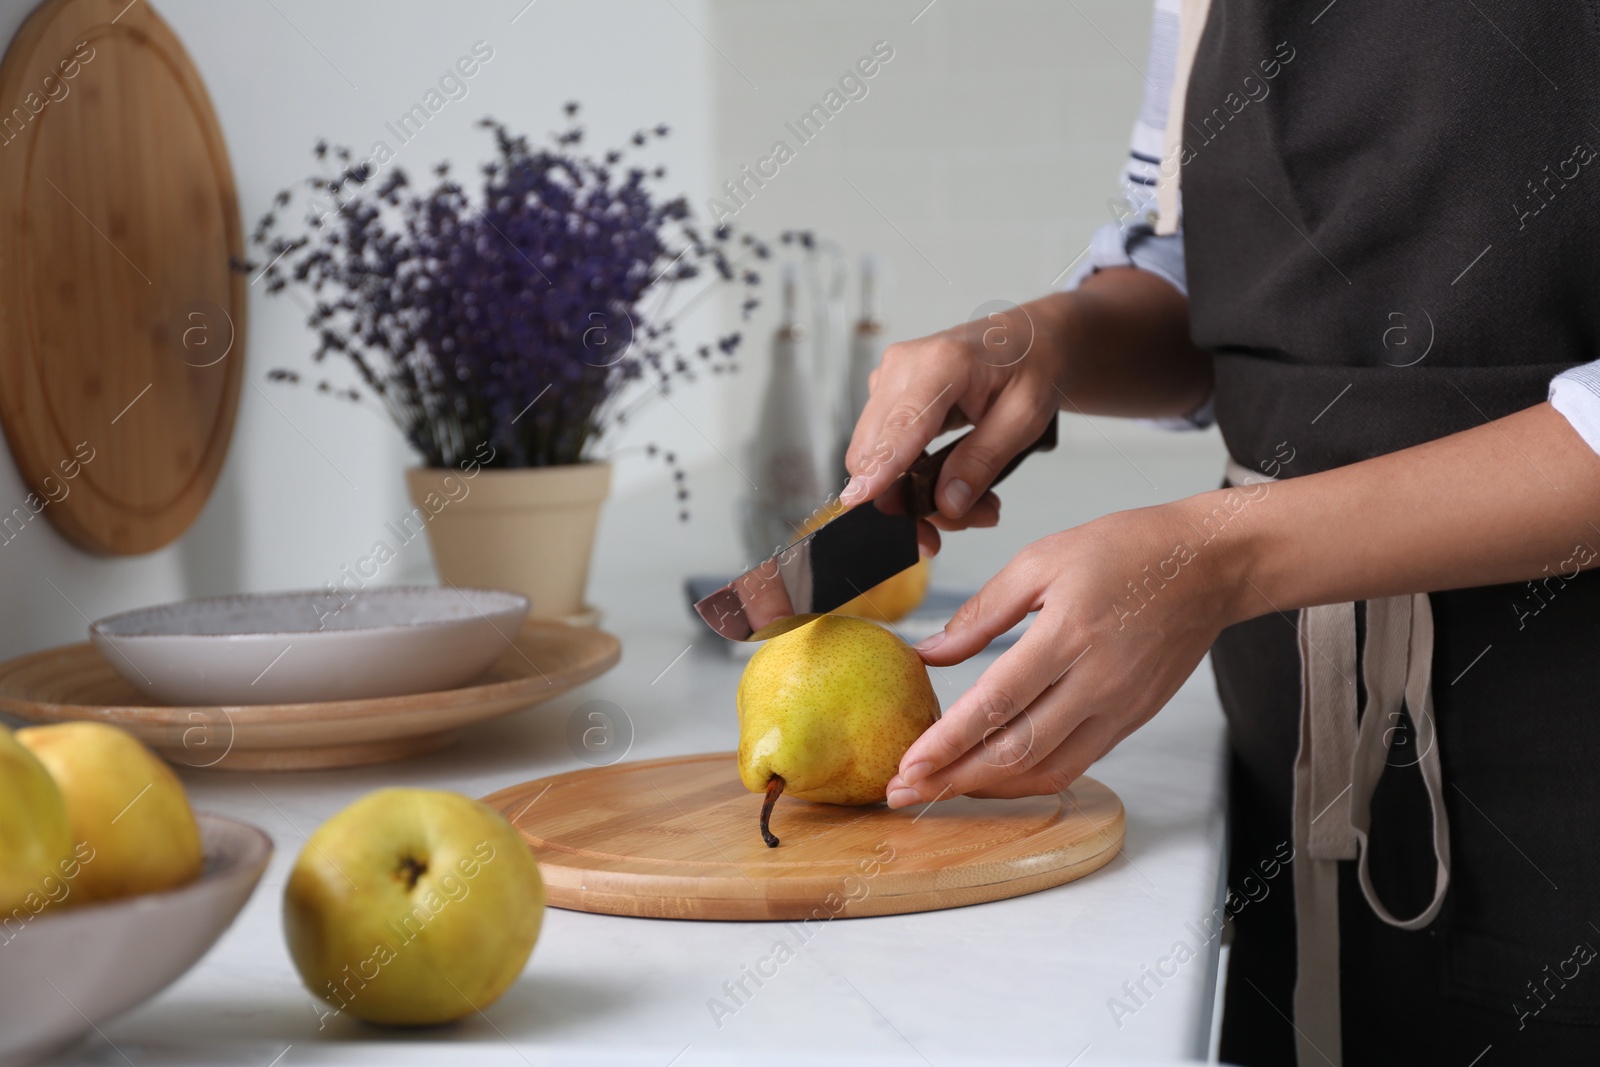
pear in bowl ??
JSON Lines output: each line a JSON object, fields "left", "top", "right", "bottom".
{"left": 17, "top": 722, "right": 203, "bottom": 903}
{"left": 0, "top": 726, "right": 73, "bottom": 917}
{"left": 0, "top": 723, "right": 269, "bottom": 1066}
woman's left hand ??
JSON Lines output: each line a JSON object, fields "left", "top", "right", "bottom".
{"left": 887, "top": 401, "right": 1600, "bottom": 805}
{"left": 885, "top": 496, "right": 1245, "bottom": 806}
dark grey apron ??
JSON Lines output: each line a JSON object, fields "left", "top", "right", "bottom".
{"left": 1181, "top": 1, "right": 1600, "bottom": 1063}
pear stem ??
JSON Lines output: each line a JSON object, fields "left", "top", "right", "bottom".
{"left": 760, "top": 775, "right": 785, "bottom": 848}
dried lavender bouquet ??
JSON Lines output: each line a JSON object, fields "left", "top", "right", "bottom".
{"left": 249, "top": 106, "right": 764, "bottom": 489}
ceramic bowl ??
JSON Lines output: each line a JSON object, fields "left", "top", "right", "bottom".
{"left": 89, "top": 587, "right": 530, "bottom": 705}
{"left": 0, "top": 813, "right": 272, "bottom": 1066}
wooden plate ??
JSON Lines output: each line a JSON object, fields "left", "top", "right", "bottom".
{"left": 482, "top": 752, "right": 1125, "bottom": 920}
{"left": 0, "top": 0, "right": 246, "bottom": 554}
{"left": 0, "top": 620, "right": 620, "bottom": 771}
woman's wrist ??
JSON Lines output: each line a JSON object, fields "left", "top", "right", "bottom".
{"left": 1151, "top": 488, "right": 1275, "bottom": 630}
{"left": 962, "top": 290, "right": 1078, "bottom": 398}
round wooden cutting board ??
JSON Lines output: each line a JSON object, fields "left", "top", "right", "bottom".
{"left": 0, "top": 0, "right": 245, "bottom": 554}
{"left": 481, "top": 753, "right": 1126, "bottom": 920}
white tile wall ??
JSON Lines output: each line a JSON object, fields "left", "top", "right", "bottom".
{"left": 702, "top": 0, "right": 1225, "bottom": 463}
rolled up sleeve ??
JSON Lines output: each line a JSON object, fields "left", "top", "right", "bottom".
{"left": 1550, "top": 362, "right": 1600, "bottom": 455}
{"left": 1060, "top": 0, "right": 1212, "bottom": 430}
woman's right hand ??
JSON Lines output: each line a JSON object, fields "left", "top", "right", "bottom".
{"left": 839, "top": 294, "right": 1071, "bottom": 548}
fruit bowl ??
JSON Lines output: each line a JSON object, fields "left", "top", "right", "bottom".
{"left": 0, "top": 813, "right": 272, "bottom": 1066}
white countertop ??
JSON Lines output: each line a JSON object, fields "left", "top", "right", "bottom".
{"left": 53, "top": 435, "right": 1236, "bottom": 1067}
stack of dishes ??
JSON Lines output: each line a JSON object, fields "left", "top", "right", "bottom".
{"left": 0, "top": 587, "right": 619, "bottom": 771}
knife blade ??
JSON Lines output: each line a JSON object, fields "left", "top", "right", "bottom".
{"left": 693, "top": 417, "right": 1059, "bottom": 640}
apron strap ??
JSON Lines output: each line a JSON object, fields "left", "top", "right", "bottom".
{"left": 1155, "top": 0, "right": 1212, "bottom": 235}
{"left": 1291, "top": 602, "right": 1357, "bottom": 1067}
{"left": 1225, "top": 461, "right": 1451, "bottom": 1067}
{"left": 1350, "top": 593, "right": 1451, "bottom": 929}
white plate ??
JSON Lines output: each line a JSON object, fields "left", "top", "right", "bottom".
{"left": 0, "top": 813, "right": 271, "bottom": 1067}
{"left": 89, "top": 587, "right": 529, "bottom": 705}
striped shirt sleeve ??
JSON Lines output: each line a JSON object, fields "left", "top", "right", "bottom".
{"left": 1062, "top": 0, "right": 1211, "bottom": 429}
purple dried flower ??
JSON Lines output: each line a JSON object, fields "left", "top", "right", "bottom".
{"left": 246, "top": 113, "right": 761, "bottom": 472}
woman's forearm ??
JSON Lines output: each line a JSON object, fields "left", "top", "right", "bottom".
{"left": 1197, "top": 402, "right": 1600, "bottom": 622}
{"left": 1056, "top": 267, "right": 1213, "bottom": 420}
{"left": 989, "top": 268, "right": 1212, "bottom": 422}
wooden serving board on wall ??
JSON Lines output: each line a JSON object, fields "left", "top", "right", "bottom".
{"left": 482, "top": 752, "right": 1126, "bottom": 921}
{"left": 0, "top": 0, "right": 245, "bottom": 554}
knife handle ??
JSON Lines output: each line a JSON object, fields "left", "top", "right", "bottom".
{"left": 899, "top": 416, "right": 1059, "bottom": 519}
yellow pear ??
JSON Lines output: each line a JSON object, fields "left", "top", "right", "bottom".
{"left": 0, "top": 725, "right": 72, "bottom": 917}
{"left": 798, "top": 501, "right": 931, "bottom": 622}
{"left": 737, "top": 614, "right": 939, "bottom": 847}
{"left": 18, "top": 722, "right": 203, "bottom": 903}
{"left": 284, "top": 788, "right": 545, "bottom": 1025}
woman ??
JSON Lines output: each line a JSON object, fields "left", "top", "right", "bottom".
{"left": 843, "top": 1, "right": 1600, "bottom": 1063}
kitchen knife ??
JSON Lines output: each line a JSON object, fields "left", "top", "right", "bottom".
{"left": 693, "top": 417, "right": 1059, "bottom": 640}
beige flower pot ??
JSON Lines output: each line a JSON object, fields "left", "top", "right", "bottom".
{"left": 406, "top": 463, "right": 611, "bottom": 622}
